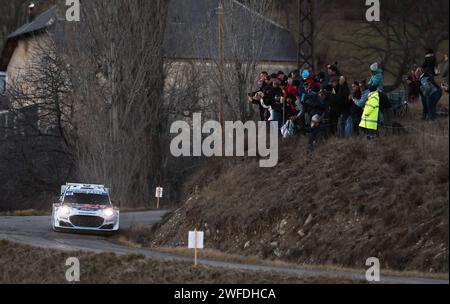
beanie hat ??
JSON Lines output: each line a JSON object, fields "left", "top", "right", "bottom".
{"left": 370, "top": 63, "right": 378, "bottom": 72}
{"left": 302, "top": 69, "right": 310, "bottom": 79}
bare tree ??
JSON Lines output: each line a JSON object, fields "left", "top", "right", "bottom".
{"left": 61, "top": 0, "right": 170, "bottom": 207}
{"left": 0, "top": 34, "right": 74, "bottom": 210}
{"left": 221, "top": 0, "right": 277, "bottom": 121}
{"left": 187, "top": 0, "right": 279, "bottom": 121}
{"left": 331, "top": 0, "right": 449, "bottom": 91}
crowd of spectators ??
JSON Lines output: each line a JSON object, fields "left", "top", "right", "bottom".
{"left": 248, "top": 49, "right": 447, "bottom": 146}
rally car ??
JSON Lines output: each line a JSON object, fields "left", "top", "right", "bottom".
{"left": 52, "top": 183, "right": 120, "bottom": 234}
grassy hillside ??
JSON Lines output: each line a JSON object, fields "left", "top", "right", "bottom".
{"left": 147, "top": 99, "right": 449, "bottom": 274}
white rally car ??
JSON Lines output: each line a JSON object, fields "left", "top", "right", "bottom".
{"left": 52, "top": 183, "right": 120, "bottom": 234}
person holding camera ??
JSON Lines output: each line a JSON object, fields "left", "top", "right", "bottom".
{"left": 303, "top": 88, "right": 328, "bottom": 147}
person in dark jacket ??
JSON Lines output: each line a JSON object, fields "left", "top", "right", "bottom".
{"left": 442, "top": 53, "right": 449, "bottom": 92}
{"left": 415, "top": 67, "right": 443, "bottom": 120}
{"left": 349, "top": 81, "right": 365, "bottom": 135}
{"left": 406, "top": 66, "right": 421, "bottom": 104}
{"left": 323, "top": 63, "right": 341, "bottom": 89}
{"left": 303, "top": 89, "right": 328, "bottom": 147}
{"left": 261, "top": 79, "right": 284, "bottom": 127}
{"left": 328, "top": 76, "right": 351, "bottom": 137}
{"left": 248, "top": 74, "right": 271, "bottom": 121}
{"left": 337, "top": 76, "right": 352, "bottom": 137}
{"left": 327, "top": 63, "right": 341, "bottom": 78}
{"left": 422, "top": 49, "right": 438, "bottom": 80}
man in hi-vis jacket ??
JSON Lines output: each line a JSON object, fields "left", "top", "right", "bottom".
{"left": 359, "top": 86, "right": 380, "bottom": 140}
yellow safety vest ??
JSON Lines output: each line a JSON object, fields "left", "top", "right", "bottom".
{"left": 359, "top": 91, "right": 380, "bottom": 131}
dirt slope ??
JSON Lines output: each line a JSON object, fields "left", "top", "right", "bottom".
{"left": 151, "top": 118, "right": 449, "bottom": 273}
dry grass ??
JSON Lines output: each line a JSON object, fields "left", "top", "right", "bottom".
{"left": 116, "top": 227, "right": 448, "bottom": 281}
{"left": 152, "top": 247, "right": 449, "bottom": 281}
{"left": 0, "top": 240, "right": 362, "bottom": 284}
{"left": 148, "top": 96, "right": 449, "bottom": 274}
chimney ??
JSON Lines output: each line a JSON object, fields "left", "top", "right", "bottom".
{"left": 27, "top": 3, "right": 36, "bottom": 23}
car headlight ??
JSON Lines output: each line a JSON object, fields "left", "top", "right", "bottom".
{"left": 59, "top": 205, "right": 71, "bottom": 216}
{"left": 103, "top": 208, "right": 115, "bottom": 218}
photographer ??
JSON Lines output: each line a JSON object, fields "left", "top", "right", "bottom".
{"left": 248, "top": 73, "right": 273, "bottom": 121}
{"left": 248, "top": 90, "right": 266, "bottom": 121}
{"left": 303, "top": 89, "right": 328, "bottom": 147}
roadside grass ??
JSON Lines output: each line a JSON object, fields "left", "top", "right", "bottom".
{"left": 0, "top": 240, "right": 362, "bottom": 284}
{"left": 115, "top": 226, "right": 449, "bottom": 282}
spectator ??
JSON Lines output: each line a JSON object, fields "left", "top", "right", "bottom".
{"left": 442, "top": 53, "right": 449, "bottom": 92}
{"left": 289, "top": 70, "right": 301, "bottom": 87}
{"left": 359, "top": 85, "right": 380, "bottom": 140}
{"left": 349, "top": 81, "right": 365, "bottom": 135}
{"left": 328, "top": 76, "right": 351, "bottom": 137}
{"left": 406, "top": 65, "right": 421, "bottom": 103}
{"left": 368, "top": 63, "right": 384, "bottom": 92}
{"left": 324, "top": 63, "right": 341, "bottom": 88}
{"left": 327, "top": 63, "right": 341, "bottom": 78}
{"left": 260, "top": 79, "right": 283, "bottom": 126}
{"left": 353, "top": 81, "right": 390, "bottom": 126}
{"left": 281, "top": 94, "right": 299, "bottom": 138}
{"left": 303, "top": 89, "right": 328, "bottom": 147}
{"left": 286, "top": 77, "right": 299, "bottom": 97}
{"left": 338, "top": 76, "right": 352, "bottom": 137}
{"left": 249, "top": 74, "right": 271, "bottom": 121}
{"left": 278, "top": 71, "right": 288, "bottom": 82}
{"left": 248, "top": 91, "right": 266, "bottom": 121}
{"left": 415, "top": 67, "right": 443, "bottom": 120}
{"left": 422, "top": 48, "right": 438, "bottom": 80}
{"left": 302, "top": 69, "right": 321, "bottom": 92}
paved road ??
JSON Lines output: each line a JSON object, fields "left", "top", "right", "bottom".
{"left": 0, "top": 211, "right": 448, "bottom": 285}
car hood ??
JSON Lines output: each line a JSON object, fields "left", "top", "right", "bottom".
{"left": 66, "top": 204, "right": 110, "bottom": 211}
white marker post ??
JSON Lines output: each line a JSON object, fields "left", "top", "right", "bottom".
{"left": 188, "top": 230, "right": 204, "bottom": 267}
{"left": 155, "top": 187, "right": 163, "bottom": 209}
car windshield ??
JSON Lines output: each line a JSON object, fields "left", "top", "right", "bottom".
{"left": 64, "top": 193, "right": 110, "bottom": 206}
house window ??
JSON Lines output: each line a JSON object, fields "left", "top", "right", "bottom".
{"left": 0, "top": 72, "right": 6, "bottom": 96}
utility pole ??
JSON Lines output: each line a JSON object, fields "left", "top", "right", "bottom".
{"left": 217, "top": 0, "right": 225, "bottom": 134}
{"left": 297, "top": 0, "right": 315, "bottom": 71}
